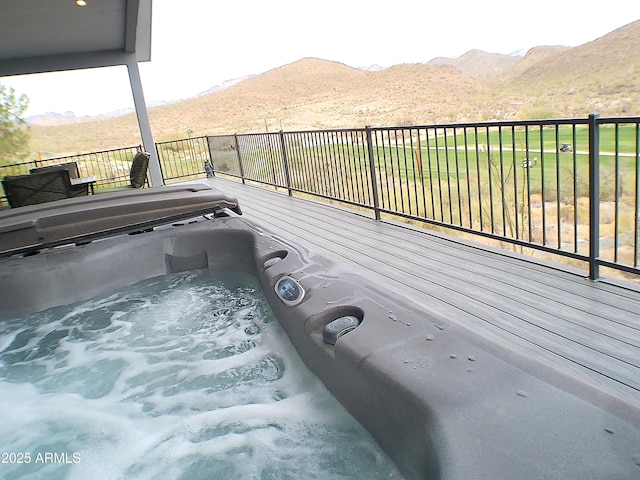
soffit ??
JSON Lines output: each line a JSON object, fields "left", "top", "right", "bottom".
{"left": 0, "top": 0, "right": 152, "bottom": 76}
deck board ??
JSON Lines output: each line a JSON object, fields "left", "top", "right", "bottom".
{"left": 204, "top": 177, "right": 640, "bottom": 408}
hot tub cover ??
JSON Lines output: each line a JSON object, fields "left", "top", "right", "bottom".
{"left": 0, "top": 183, "right": 242, "bottom": 257}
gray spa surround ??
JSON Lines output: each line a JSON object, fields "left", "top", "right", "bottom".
{"left": 0, "top": 185, "right": 639, "bottom": 479}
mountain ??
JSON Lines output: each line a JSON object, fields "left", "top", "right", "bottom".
{"left": 25, "top": 77, "right": 246, "bottom": 126}
{"left": 506, "top": 21, "right": 640, "bottom": 85}
{"left": 359, "top": 64, "right": 386, "bottom": 72}
{"left": 25, "top": 20, "right": 640, "bottom": 156}
{"left": 196, "top": 75, "right": 255, "bottom": 96}
{"left": 26, "top": 111, "right": 79, "bottom": 126}
{"left": 25, "top": 101, "right": 170, "bottom": 126}
{"left": 428, "top": 49, "right": 522, "bottom": 78}
{"left": 496, "top": 20, "right": 640, "bottom": 117}
{"left": 497, "top": 46, "right": 572, "bottom": 80}
{"left": 150, "top": 58, "right": 486, "bottom": 134}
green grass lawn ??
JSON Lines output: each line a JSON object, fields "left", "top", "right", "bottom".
{"left": 358, "top": 123, "right": 638, "bottom": 199}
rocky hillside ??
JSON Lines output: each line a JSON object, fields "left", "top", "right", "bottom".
{"left": 498, "top": 21, "right": 640, "bottom": 117}
{"left": 26, "top": 20, "right": 640, "bottom": 156}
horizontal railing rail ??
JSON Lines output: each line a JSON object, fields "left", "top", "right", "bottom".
{"left": 2, "top": 114, "right": 638, "bottom": 282}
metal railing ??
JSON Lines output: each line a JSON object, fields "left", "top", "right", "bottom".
{"left": 2, "top": 114, "right": 638, "bottom": 281}
{"left": 156, "top": 136, "right": 211, "bottom": 184}
{"left": 206, "top": 115, "right": 640, "bottom": 282}
{"left": 0, "top": 138, "right": 209, "bottom": 205}
{"left": 0, "top": 145, "right": 143, "bottom": 194}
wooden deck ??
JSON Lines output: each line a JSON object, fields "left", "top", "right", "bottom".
{"left": 206, "top": 177, "right": 640, "bottom": 415}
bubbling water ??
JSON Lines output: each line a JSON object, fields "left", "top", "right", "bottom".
{"left": 0, "top": 269, "right": 403, "bottom": 479}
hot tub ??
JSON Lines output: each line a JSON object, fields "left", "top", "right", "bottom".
{"left": 1, "top": 184, "right": 639, "bottom": 479}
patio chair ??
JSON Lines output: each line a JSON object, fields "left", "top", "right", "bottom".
{"left": 2, "top": 170, "right": 75, "bottom": 207}
{"left": 30, "top": 162, "right": 89, "bottom": 197}
{"left": 101, "top": 151, "right": 150, "bottom": 192}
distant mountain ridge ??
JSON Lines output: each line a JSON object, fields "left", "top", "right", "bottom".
{"left": 428, "top": 49, "right": 522, "bottom": 78}
{"left": 26, "top": 110, "right": 78, "bottom": 126}
{"left": 196, "top": 75, "right": 255, "bottom": 97}
{"left": 26, "top": 20, "right": 640, "bottom": 155}
{"left": 25, "top": 100, "right": 169, "bottom": 126}
{"left": 24, "top": 77, "right": 250, "bottom": 126}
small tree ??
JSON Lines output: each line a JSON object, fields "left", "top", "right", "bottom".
{"left": 0, "top": 84, "right": 30, "bottom": 164}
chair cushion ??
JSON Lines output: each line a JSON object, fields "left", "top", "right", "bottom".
{"left": 30, "top": 162, "right": 80, "bottom": 179}
{"left": 129, "top": 152, "right": 150, "bottom": 188}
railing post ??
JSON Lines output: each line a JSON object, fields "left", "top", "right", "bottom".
{"left": 588, "top": 113, "right": 600, "bottom": 280}
{"left": 279, "top": 131, "right": 293, "bottom": 196}
{"left": 365, "top": 126, "right": 381, "bottom": 220}
{"left": 233, "top": 134, "right": 246, "bottom": 184}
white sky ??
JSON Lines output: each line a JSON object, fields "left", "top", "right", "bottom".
{"left": 4, "top": 0, "right": 640, "bottom": 117}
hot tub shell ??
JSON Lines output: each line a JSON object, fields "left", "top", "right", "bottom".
{"left": 1, "top": 186, "right": 639, "bottom": 479}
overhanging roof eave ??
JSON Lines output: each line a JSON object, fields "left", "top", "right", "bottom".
{"left": 0, "top": 0, "right": 152, "bottom": 78}
{"left": 0, "top": 50, "right": 151, "bottom": 78}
